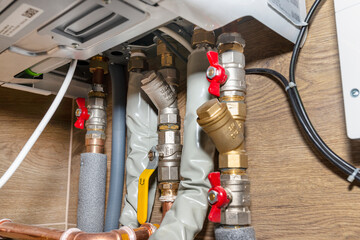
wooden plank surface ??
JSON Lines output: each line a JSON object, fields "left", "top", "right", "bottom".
{"left": 0, "top": 87, "right": 72, "bottom": 225}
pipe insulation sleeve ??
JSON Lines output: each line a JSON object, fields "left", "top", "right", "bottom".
{"left": 0, "top": 59, "right": 77, "bottom": 189}
{"left": 151, "top": 47, "right": 215, "bottom": 240}
{"left": 215, "top": 227, "right": 256, "bottom": 240}
{"left": 77, "top": 153, "right": 107, "bottom": 232}
{"left": 77, "top": 153, "right": 107, "bottom": 233}
{"left": 104, "top": 64, "right": 127, "bottom": 231}
{"left": 119, "top": 71, "right": 158, "bottom": 227}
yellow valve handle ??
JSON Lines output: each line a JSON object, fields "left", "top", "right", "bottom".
{"left": 137, "top": 168, "right": 155, "bottom": 224}
{"left": 137, "top": 146, "right": 159, "bottom": 225}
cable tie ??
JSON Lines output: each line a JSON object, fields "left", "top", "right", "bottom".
{"left": 347, "top": 168, "right": 359, "bottom": 183}
{"left": 285, "top": 82, "right": 297, "bottom": 91}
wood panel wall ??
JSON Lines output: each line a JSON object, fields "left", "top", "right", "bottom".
{"left": 1, "top": 0, "right": 360, "bottom": 239}
{"left": 0, "top": 87, "right": 73, "bottom": 230}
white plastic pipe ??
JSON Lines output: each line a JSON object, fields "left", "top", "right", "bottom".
{"left": 0, "top": 59, "right": 78, "bottom": 189}
{"left": 158, "top": 27, "right": 193, "bottom": 53}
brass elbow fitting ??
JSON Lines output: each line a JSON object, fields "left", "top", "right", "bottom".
{"left": 197, "top": 98, "right": 248, "bottom": 169}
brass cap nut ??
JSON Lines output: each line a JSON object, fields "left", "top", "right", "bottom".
{"left": 192, "top": 27, "right": 215, "bottom": 47}
{"left": 196, "top": 98, "right": 224, "bottom": 119}
{"left": 217, "top": 32, "right": 245, "bottom": 54}
{"left": 217, "top": 32, "right": 245, "bottom": 48}
{"left": 128, "top": 57, "right": 147, "bottom": 72}
{"left": 219, "top": 152, "right": 248, "bottom": 169}
{"left": 89, "top": 55, "right": 109, "bottom": 74}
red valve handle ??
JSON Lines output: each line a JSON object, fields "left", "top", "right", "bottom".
{"left": 74, "top": 98, "right": 89, "bottom": 129}
{"left": 206, "top": 51, "right": 227, "bottom": 97}
{"left": 207, "top": 172, "right": 230, "bottom": 223}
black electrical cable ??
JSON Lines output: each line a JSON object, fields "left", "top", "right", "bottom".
{"left": 246, "top": 68, "right": 356, "bottom": 180}
{"left": 153, "top": 30, "right": 188, "bottom": 63}
{"left": 245, "top": 0, "right": 359, "bottom": 182}
{"left": 286, "top": 0, "right": 359, "bottom": 181}
{"left": 245, "top": 68, "right": 288, "bottom": 87}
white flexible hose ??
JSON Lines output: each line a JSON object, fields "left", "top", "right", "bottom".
{"left": 0, "top": 59, "right": 78, "bottom": 189}
{"left": 158, "top": 27, "right": 193, "bottom": 53}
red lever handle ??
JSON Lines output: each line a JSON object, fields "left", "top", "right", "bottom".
{"left": 74, "top": 98, "right": 89, "bottom": 129}
{"left": 206, "top": 51, "right": 227, "bottom": 97}
{"left": 207, "top": 172, "right": 230, "bottom": 223}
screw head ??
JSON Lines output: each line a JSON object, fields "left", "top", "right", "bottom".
{"left": 71, "top": 43, "right": 79, "bottom": 49}
{"left": 148, "top": 151, "right": 154, "bottom": 161}
{"left": 208, "top": 190, "right": 218, "bottom": 205}
{"left": 206, "top": 66, "right": 217, "bottom": 79}
{"left": 351, "top": 88, "right": 359, "bottom": 98}
{"left": 75, "top": 108, "right": 82, "bottom": 117}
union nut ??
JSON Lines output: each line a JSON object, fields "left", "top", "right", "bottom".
{"left": 219, "top": 150, "right": 248, "bottom": 169}
{"left": 217, "top": 32, "right": 246, "bottom": 54}
{"left": 191, "top": 27, "right": 216, "bottom": 48}
{"left": 196, "top": 99, "right": 244, "bottom": 154}
{"left": 128, "top": 50, "right": 147, "bottom": 72}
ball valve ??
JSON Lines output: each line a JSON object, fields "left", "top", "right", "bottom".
{"left": 207, "top": 172, "right": 231, "bottom": 223}
{"left": 206, "top": 51, "right": 227, "bottom": 97}
{"left": 74, "top": 98, "right": 90, "bottom": 129}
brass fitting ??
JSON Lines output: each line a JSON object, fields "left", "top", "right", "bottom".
{"left": 217, "top": 32, "right": 246, "bottom": 54}
{"left": 156, "top": 37, "right": 176, "bottom": 67}
{"left": 191, "top": 26, "right": 216, "bottom": 48}
{"left": 159, "top": 182, "right": 179, "bottom": 202}
{"left": 128, "top": 49, "right": 147, "bottom": 72}
{"left": 197, "top": 99, "right": 248, "bottom": 168}
{"left": 85, "top": 136, "right": 105, "bottom": 153}
{"left": 218, "top": 43, "right": 244, "bottom": 54}
{"left": 89, "top": 55, "right": 109, "bottom": 74}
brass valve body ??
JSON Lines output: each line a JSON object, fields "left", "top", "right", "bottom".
{"left": 197, "top": 99, "right": 243, "bottom": 152}
{"left": 197, "top": 99, "right": 248, "bottom": 169}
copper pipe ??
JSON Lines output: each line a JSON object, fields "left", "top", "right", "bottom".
{"left": 0, "top": 221, "right": 156, "bottom": 240}
{"left": 0, "top": 221, "right": 63, "bottom": 240}
{"left": 161, "top": 202, "right": 173, "bottom": 223}
{"left": 92, "top": 68, "right": 105, "bottom": 85}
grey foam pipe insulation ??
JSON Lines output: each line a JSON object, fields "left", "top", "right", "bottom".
{"left": 77, "top": 152, "right": 107, "bottom": 232}
{"left": 104, "top": 64, "right": 127, "bottom": 231}
{"left": 150, "top": 47, "right": 215, "bottom": 240}
{"left": 215, "top": 227, "right": 256, "bottom": 240}
{"left": 119, "top": 71, "right": 158, "bottom": 228}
